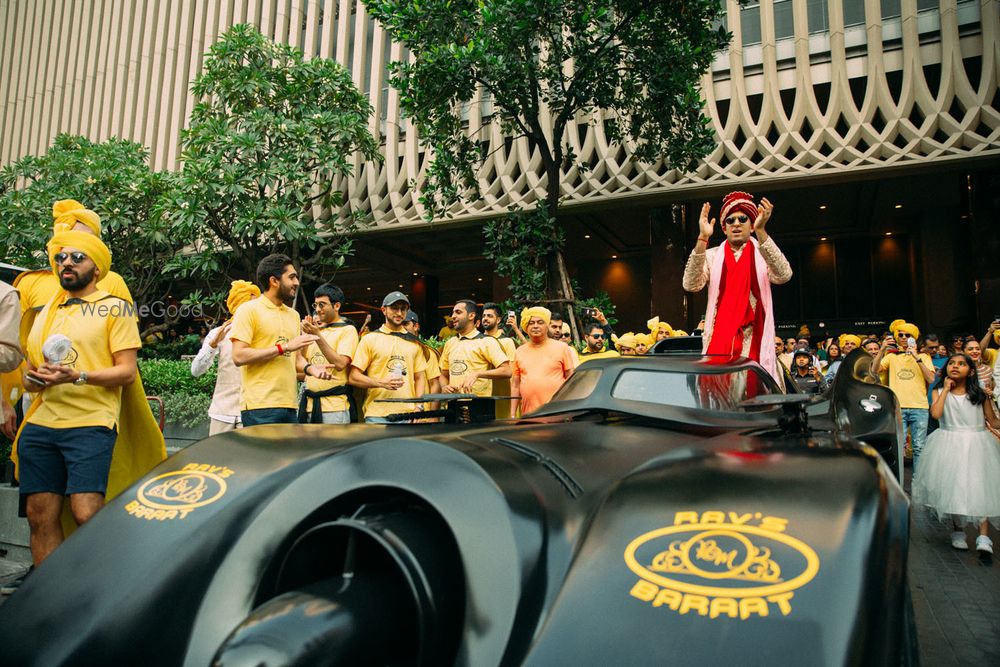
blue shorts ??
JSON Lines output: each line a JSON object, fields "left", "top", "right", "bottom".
{"left": 241, "top": 408, "right": 297, "bottom": 426}
{"left": 17, "top": 423, "right": 118, "bottom": 497}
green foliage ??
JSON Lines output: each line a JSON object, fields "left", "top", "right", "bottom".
{"left": 140, "top": 334, "right": 205, "bottom": 360}
{"left": 139, "top": 358, "right": 216, "bottom": 396}
{"left": 363, "top": 0, "right": 729, "bottom": 218}
{"left": 483, "top": 205, "right": 563, "bottom": 303}
{"left": 154, "top": 392, "right": 213, "bottom": 429}
{"left": 140, "top": 358, "right": 215, "bottom": 428}
{"left": 168, "top": 24, "right": 382, "bottom": 292}
{"left": 365, "top": 0, "right": 728, "bottom": 313}
{"left": 0, "top": 134, "right": 182, "bottom": 306}
{"left": 418, "top": 335, "right": 448, "bottom": 352}
{"left": 573, "top": 289, "right": 618, "bottom": 327}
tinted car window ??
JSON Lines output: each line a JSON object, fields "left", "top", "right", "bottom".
{"left": 550, "top": 368, "right": 602, "bottom": 402}
{"left": 611, "top": 369, "right": 774, "bottom": 411}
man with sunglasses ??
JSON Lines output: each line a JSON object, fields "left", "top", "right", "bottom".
{"left": 16, "top": 232, "right": 141, "bottom": 566}
{"left": 682, "top": 191, "right": 792, "bottom": 384}
{"left": 578, "top": 323, "right": 620, "bottom": 365}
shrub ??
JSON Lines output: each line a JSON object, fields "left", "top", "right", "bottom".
{"left": 139, "top": 358, "right": 216, "bottom": 429}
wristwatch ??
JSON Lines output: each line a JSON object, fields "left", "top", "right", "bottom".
{"left": 74, "top": 371, "right": 88, "bottom": 386}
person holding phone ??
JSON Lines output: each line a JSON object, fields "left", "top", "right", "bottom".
{"left": 872, "top": 320, "right": 936, "bottom": 475}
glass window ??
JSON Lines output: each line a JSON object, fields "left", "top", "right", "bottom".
{"left": 610, "top": 369, "right": 775, "bottom": 412}
{"left": 806, "top": 0, "right": 830, "bottom": 34}
{"left": 550, "top": 369, "right": 602, "bottom": 402}
{"left": 843, "top": 0, "right": 866, "bottom": 27}
{"left": 774, "top": 0, "right": 795, "bottom": 40}
{"left": 741, "top": 3, "right": 762, "bottom": 46}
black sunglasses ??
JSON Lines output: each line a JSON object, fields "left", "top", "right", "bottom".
{"left": 724, "top": 214, "right": 749, "bottom": 224}
{"left": 589, "top": 333, "right": 605, "bottom": 339}
{"left": 54, "top": 251, "right": 88, "bottom": 265}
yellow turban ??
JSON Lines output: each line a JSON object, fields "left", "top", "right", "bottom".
{"left": 672, "top": 329, "right": 688, "bottom": 337}
{"left": 636, "top": 333, "right": 654, "bottom": 347}
{"left": 520, "top": 306, "right": 551, "bottom": 331}
{"left": 227, "top": 280, "right": 261, "bottom": 315}
{"left": 895, "top": 322, "right": 919, "bottom": 339}
{"left": 47, "top": 230, "right": 112, "bottom": 282}
{"left": 612, "top": 332, "right": 637, "bottom": 351}
{"left": 647, "top": 316, "right": 673, "bottom": 336}
{"left": 52, "top": 199, "right": 101, "bottom": 235}
{"left": 889, "top": 319, "right": 906, "bottom": 335}
{"left": 839, "top": 334, "right": 862, "bottom": 349}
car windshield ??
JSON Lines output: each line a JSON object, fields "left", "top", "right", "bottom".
{"left": 549, "top": 367, "right": 777, "bottom": 412}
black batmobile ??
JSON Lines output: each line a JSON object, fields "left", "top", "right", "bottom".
{"left": 0, "top": 348, "right": 915, "bottom": 666}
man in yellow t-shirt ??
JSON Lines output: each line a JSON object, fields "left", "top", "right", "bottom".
{"left": 578, "top": 322, "right": 620, "bottom": 365}
{"left": 441, "top": 300, "right": 511, "bottom": 397}
{"left": 298, "top": 283, "right": 359, "bottom": 424}
{"left": 874, "top": 322, "right": 935, "bottom": 474}
{"left": 230, "top": 254, "right": 323, "bottom": 426}
{"left": 482, "top": 303, "right": 518, "bottom": 417}
{"left": 17, "top": 236, "right": 140, "bottom": 565}
{"left": 349, "top": 291, "right": 427, "bottom": 423}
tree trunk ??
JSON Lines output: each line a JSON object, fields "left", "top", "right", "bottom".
{"left": 542, "top": 178, "right": 579, "bottom": 342}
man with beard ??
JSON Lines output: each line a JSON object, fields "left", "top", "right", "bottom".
{"left": 481, "top": 302, "right": 518, "bottom": 418}
{"left": 440, "top": 300, "right": 511, "bottom": 396}
{"left": 511, "top": 307, "right": 577, "bottom": 416}
{"left": 683, "top": 191, "right": 791, "bottom": 385}
{"left": 230, "top": 254, "right": 323, "bottom": 426}
{"left": 297, "top": 283, "right": 359, "bottom": 424}
{"left": 578, "top": 322, "right": 620, "bottom": 365}
{"left": 14, "top": 230, "right": 140, "bottom": 565}
{"left": 349, "top": 291, "right": 427, "bottom": 423}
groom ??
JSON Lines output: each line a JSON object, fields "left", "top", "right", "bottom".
{"left": 682, "top": 191, "right": 792, "bottom": 384}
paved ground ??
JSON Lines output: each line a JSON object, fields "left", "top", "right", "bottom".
{"left": 908, "top": 469, "right": 1000, "bottom": 666}
{"left": 2, "top": 471, "right": 999, "bottom": 665}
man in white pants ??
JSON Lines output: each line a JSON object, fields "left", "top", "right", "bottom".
{"left": 191, "top": 281, "right": 260, "bottom": 435}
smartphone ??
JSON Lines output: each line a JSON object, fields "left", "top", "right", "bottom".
{"left": 907, "top": 336, "right": 917, "bottom": 351}
{"left": 581, "top": 307, "right": 595, "bottom": 318}
{"left": 25, "top": 372, "right": 47, "bottom": 387}
{"left": 507, "top": 310, "right": 515, "bottom": 320}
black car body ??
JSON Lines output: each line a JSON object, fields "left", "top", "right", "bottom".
{"left": 0, "top": 350, "right": 913, "bottom": 666}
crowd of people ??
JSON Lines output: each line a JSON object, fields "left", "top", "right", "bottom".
{"left": 1, "top": 192, "right": 998, "bottom": 579}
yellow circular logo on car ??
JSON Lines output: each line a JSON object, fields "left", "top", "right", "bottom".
{"left": 623, "top": 512, "right": 821, "bottom": 620}
{"left": 125, "top": 463, "right": 235, "bottom": 521}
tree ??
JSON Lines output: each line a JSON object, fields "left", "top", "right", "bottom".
{"left": 165, "top": 24, "right": 382, "bottom": 296}
{"left": 0, "top": 134, "right": 181, "bottom": 310}
{"left": 363, "top": 0, "right": 729, "bottom": 336}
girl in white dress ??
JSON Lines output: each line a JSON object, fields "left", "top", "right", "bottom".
{"left": 913, "top": 353, "right": 1000, "bottom": 554}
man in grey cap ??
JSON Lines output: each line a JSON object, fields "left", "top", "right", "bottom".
{"left": 402, "top": 309, "right": 421, "bottom": 337}
{"left": 348, "top": 291, "right": 428, "bottom": 422}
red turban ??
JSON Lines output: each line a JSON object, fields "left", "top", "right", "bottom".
{"left": 720, "top": 191, "right": 758, "bottom": 224}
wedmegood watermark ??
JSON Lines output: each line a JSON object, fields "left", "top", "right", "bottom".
{"left": 79, "top": 301, "right": 204, "bottom": 319}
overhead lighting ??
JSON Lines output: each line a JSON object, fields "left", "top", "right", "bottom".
{"left": 819, "top": 205, "right": 827, "bottom": 210}
{"left": 820, "top": 237, "right": 828, "bottom": 241}
{"left": 611, "top": 254, "right": 618, "bottom": 259}
{"left": 366, "top": 287, "right": 371, "bottom": 291}
{"left": 885, "top": 232, "right": 892, "bottom": 236}
{"left": 894, "top": 204, "right": 902, "bottom": 209}
{"left": 584, "top": 234, "right": 591, "bottom": 239}
{"left": 398, "top": 284, "right": 403, "bottom": 288}
{"left": 477, "top": 277, "right": 483, "bottom": 282}
{"left": 412, "top": 272, "right": 418, "bottom": 276}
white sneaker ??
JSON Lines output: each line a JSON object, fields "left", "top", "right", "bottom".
{"left": 976, "top": 535, "right": 994, "bottom": 554}
{"left": 951, "top": 531, "right": 969, "bottom": 549}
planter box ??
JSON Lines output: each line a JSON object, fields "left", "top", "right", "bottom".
{"left": 163, "top": 419, "right": 210, "bottom": 453}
